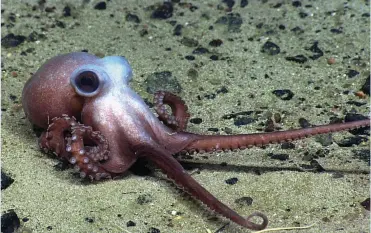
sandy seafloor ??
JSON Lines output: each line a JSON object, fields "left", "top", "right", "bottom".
{"left": 1, "top": 0, "right": 370, "bottom": 233}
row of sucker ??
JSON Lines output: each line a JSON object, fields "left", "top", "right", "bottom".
{"left": 38, "top": 114, "right": 111, "bottom": 180}
{"left": 153, "top": 91, "right": 190, "bottom": 131}
{"left": 180, "top": 119, "right": 370, "bottom": 154}
{"left": 39, "top": 114, "right": 78, "bottom": 158}
{"left": 154, "top": 91, "right": 179, "bottom": 127}
{"left": 65, "top": 125, "right": 111, "bottom": 180}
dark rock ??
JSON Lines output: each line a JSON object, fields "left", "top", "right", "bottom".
{"left": 310, "top": 160, "right": 325, "bottom": 172}
{"left": 235, "top": 196, "right": 253, "bottom": 206}
{"left": 315, "top": 134, "right": 333, "bottom": 146}
{"left": 137, "top": 193, "right": 153, "bottom": 205}
{"left": 346, "top": 69, "right": 359, "bottom": 78}
{"left": 210, "top": 55, "right": 219, "bottom": 60}
{"left": 298, "top": 118, "right": 312, "bottom": 128}
{"left": 62, "top": 6, "right": 71, "bottom": 17}
{"left": 204, "top": 93, "right": 216, "bottom": 99}
{"left": 267, "top": 153, "right": 289, "bottom": 161}
{"left": 139, "top": 28, "right": 148, "bottom": 37}
{"left": 173, "top": 24, "right": 182, "bottom": 36}
{"left": 353, "top": 149, "right": 370, "bottom": 165}
{"left": 148, "top": 227, "right": 161, "bottom": 233}
{"left": 94, "top": 2, "right": 106, "bottom": 10}
{"left": 1, "top": 171, "right": 14, "bottom": 190}
{"left": 360, "top": 76, "right": 370, "bottom": 95}
{"left": 1, "top": 210, "right": 20, "bottom": 233}
{"left": 222, "top": 0, "right": 235, "bottom": 9}
{"left": 222, "top": 111, "right": 254, "bottom": 120}
{"left": 345, "top": 113, "right": 369, "bottom": 122}
{"left": 187, "top": 68, "right": 198, "bottom": 79}
{"left": 215, "top": 13, "right": 243, "bottom": 32}
{"left": 272, "top": 89, "right": 294, "bottom": 100}
{"left": 28, "top": 31, "right": 46, "bottom": 42}
{"left": 45, "top": 6, "right": 56, "bottom": 13}
{"left": 234, "top": 116, "right": 255, "bottom": 126}
{"left": 337, "top": 136, "right": 368, "bottom": 147}
{"left": 192, "top": 47, "right": 209, "bottom": 54}
{"left": 264, "top": 118, "right": 275, "bottom": 132}
{"left": 261, "top": 41, "right": 280, "bottom": 55}
{"left": 292, "top": 1, "right": 301, "bottom": 7}
{"left": 208, "top": 127, "right": 219, "bottom": 132}
{"left": 285, "top": 55, "right": 308, "bottom": 63}
{"left": 306, "top": 41, "right": 323, "bottom": 60}
{"left": 126, "top": 13, "right": 141, "bottom": 23}
{"left": 85, "top": 217, "right": 94, "bottom": 223}
{"left": 1, "top": 33, "right": 26, "bottom": 48}
{"left": 216, "top": 86, "right": 228, "bottom": 94}
{"left": 331, "top": 172, "right": 344, "bottom": 178}
{"left": 185, "top": 55, "right": 195, "bottom": 60}
{"left": 240, "top": 0, "right": 248, "bottom": 8}
{"left": 346, "top": 100, "right": 367, "bottom": 107}
{"left": 281, "top": 142, "right": 295, "bottom": 149}
{"left": 299, "top": 12, "right": 308, "bottom": 18}
{"left": 127, "top": 220, "right": 136, "bottom": 227}
{"left": 151, "top": 2, "right": 173, "bottom": 19}
{"left": 291, "top": 26, "right": 304, "bottom": 34}
{"left": 345, "top": 113, "right": 370, "bottom": 135}
{"left": 330, "top": 28, "right": 342, "bottom": 34}
{"left": 225, "top": 177, "right": 238, "bottom": 185}
{"left": 360, "top": 198, "right": 370, "bottom": 211}
{"left": 55, "top": 20, "right": 66, "bottom": 28}
{"left": 209, "top": 39, "right": 223, "bottom": 47}
{"left": 190, "top": 118, "right": 202, "bottom": 124}
{"left": 145, "top": 71, "right": 182, "bottom": 94}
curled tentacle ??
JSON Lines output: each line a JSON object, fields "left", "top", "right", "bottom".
{"left": 39, "top": 114, "right": 78, "bottom": 159}
{"left": 66, "top": 125, "right": 111, "bottom": 180}
{"left": 38, "top": 114, "right": 111, "bottom": 180}
{"left": 153, "top": 91, "right": 190, "bottom": 131}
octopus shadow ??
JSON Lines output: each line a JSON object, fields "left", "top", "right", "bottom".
{"left": 177, "top": 160, "right": 369, "bottom": 176}
{"left": 51, "top": 156, "right": 369, "bottom": 186}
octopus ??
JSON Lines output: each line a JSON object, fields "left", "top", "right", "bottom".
{"left": 22, "top": 52, "right": 370, "bottom": 231}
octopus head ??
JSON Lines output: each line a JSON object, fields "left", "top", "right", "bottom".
{"left": 22, "top": 52, "right": 133, "bottom": 129}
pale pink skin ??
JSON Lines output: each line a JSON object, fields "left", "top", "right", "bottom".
{"left": 22, "top": 52, "right": 194, "bottom": 173}
{"left": 22, "top": 52, "right": 370, "bottom": 230}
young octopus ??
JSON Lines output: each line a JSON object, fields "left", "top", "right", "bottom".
{"left": 22, "top": 52, "right": 370, "bottom": 231}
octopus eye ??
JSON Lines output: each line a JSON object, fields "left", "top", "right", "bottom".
{"left": 71, "top": 69, "right": 104, "bottom": 97}
{"left": 76, "top": 71, "right": 99, "bottom": 93}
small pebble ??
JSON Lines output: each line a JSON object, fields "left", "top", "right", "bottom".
{"left": 327, "top": 57, "right": 336, "bottom": 65}
{"left": 225, "top": 177, "right": 238, "bottom": 185}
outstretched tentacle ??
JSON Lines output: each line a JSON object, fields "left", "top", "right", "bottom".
{"left": 135, "top": 145, "right": 268, "bottom": 230}
{"left": 154, "top": 91, "right": 190, "bottom": 131}
{"left": 182, "top": 118, "right": 370, "bottom": 153}
{"left": 66, "top": 124, "right": 111, "bottom": 180}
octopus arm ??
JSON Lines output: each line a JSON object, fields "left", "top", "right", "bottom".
{"left": 183, "top": 119, "right": 370, "bottom": 153}
{"left": 134, "top": 144, "right": 268, "bottom": 230}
